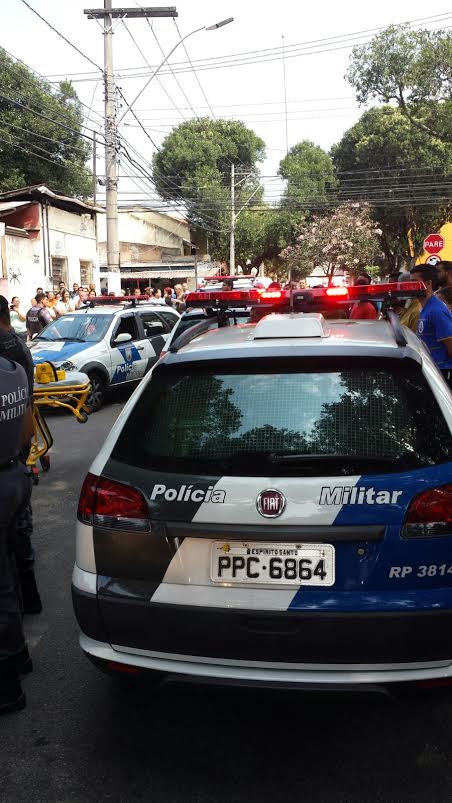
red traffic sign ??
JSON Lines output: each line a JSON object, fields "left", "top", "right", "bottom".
{"left": 423, "top": 233, "right": 445, "bottom": 254}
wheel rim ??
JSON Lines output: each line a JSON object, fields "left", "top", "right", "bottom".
{"left": 88, "top": 376, "right": 104, "bottom": 409}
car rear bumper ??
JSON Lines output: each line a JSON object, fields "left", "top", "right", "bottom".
{"left": 72, "top": 567, "right": 452, "bottom": 685}
{"left": 79, "top": 633, "right": 452, "bottom": 689}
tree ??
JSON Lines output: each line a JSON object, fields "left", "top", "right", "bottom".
{"left": 0, "top": 49, "right": 92, "bottom": 197}
{"left": 152, "top": 118, "right": 266, "bottom": 258}
{"left": 281, "top": 203, "right": 382, "bottom": 282}
{"left": 279, "top": 140, "right": 338, "bottom": 214}
{"left": 331, "top": 106, "right": 452, "bottom": 269}
{"left": 346, "top": 25, "right": 452, "bottom": 144}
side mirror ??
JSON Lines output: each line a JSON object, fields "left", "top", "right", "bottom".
{"left": 114, "top": 332, "right": 133, "bottom": 345}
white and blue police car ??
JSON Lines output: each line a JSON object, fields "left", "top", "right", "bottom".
{"left": 29, "top": 297, "right": 179, "bottom": 410}
{"left": 72, "top": 282, "right": 452, "bottom": 692}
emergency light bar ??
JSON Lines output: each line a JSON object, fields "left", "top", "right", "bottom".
{"left": 204, "top": 274, "right": 255, "bottom": 281}
{"left": 85, "top": 295, "right": 150, "bottom": 305}
{"left": 185, "top": 281, "right": 425, "bottom": 310}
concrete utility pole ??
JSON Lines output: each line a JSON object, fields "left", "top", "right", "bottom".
{"left": 230, "top": 162, "right": 235, "bottom": 275}
{"left": 103, "top": 0, "right": 119, "bottom": 287}
{"left": 84, "top": 4, "right": 178, "bottom": 290}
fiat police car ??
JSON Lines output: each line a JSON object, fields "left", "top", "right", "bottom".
{"left": 72, "top": 282, "right": 452, "bottom": 691}
{"left": 29, "top": 296, "right": 179, "bottom": 410}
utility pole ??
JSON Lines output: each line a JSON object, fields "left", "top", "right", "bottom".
{"left": 84, "top": 5, "right": 178, "bottom": 290}
{"left": 92, "top": 130, "right": 97, "bottom": 206}
{"left": 103, "top": 0, "right": 118, "bottom": 287}
{"left": 230, "top": 162, "right": 235, "bottom": 275}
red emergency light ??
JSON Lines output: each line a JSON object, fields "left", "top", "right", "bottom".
{"left": 325, "top": 287, "right": 349, "bottom": 297}
{"left": 187, "top": 289, "right": 261, "bottom": 305}
{"left": 185, "top": 281, "right": 426, "bottom": 311}
{"left": 259, "top": 289, "right": 283, "bottom": 300}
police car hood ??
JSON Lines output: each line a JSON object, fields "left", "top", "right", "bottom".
{"left": 103, "top": 459, "right": 452, "bottom": 526}
{"left": 30, "top": 339, "right": 94, "bottom": 365}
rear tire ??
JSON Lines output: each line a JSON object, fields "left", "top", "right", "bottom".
{"left": 86, "top": 372, "right": 106, "bottom": 412}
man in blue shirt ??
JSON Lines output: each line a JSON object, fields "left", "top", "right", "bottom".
{"left": 411, "top": 264, "right": 452, "bottom": 386}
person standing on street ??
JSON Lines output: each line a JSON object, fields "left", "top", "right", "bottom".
{"left": 9, "top": 297, "right": 28, "bottom": 341}
{"left": 0, "top": 297, "right": 42, "bottom": 616}
{"left": 411, "top": 263, "right": 452, "bottom": 387}
{"left": 0, "top": 355, "right": 35, "bottom": 715}
{"left": 26, "top": 293, "right": 53, "bottom": 338}
{"left": 436, "top": 261, "right": 452, "bottom": 291}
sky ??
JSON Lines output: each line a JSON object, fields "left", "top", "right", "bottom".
{"left": 1, "top": 0, "right": 451, "bottom": 206}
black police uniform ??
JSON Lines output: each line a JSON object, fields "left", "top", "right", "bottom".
{"left": 0, "top": 327, "right": 41, "bottom": 613}
{"left": 0, "top": 356, "right": 30, "bottom": 710}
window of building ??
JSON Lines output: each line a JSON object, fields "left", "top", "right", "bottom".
{"left": 80, "top": 260, "right": 93, "bottom": 286}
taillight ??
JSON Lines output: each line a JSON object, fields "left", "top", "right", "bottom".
{"left": 403, "top": 484, "right": 452, "bottom": 538}
{"left": 78, "top": 472, "right": 150, "bottom": 532}
{"left": 326, "top": 287, "right": 349, "bottom": 297}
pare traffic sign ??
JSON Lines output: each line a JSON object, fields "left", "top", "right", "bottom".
{"left": 423, "top": 233, "right": 445, "bottom": 254}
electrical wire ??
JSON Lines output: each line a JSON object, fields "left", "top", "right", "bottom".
{"left": 173, "top": 19, "right": 216, "bottom": 119}
{"left": 44, "top": 11, "right": 452, "bottom": 81}
{"left": 0, "top": 92, "right": 100, "bottom": 145}
{"left": 18, "top": 0, "right": 103, "bottom": 73}
{"left": 120, "top": 18, "right": 187, "bottom": 122}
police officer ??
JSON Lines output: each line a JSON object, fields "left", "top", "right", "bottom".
{"left": 411, "top": 263, "right": 452, "bottom": 387}
{"left": 0, "top": 355, "right": 34, "bottom": 714}
{"left": 0, "top": 296, "right": 42, "bottom": 614}
{"left": 26, "top": 292, "right": 52, "bottom": 338}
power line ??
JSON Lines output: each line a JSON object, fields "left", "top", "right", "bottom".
{"left": 0, "top": 117, "right": 92, "bottom": 157}
{"left": 173, "top": 19, "right": 216, "bottom": 119}
{"left": 0, "top": 92, "right": 101, "bottom": 145}
{"left": 44, "top": 11, "right": 452, "bottom": 80}
{"left": 0, "top": 45, "right": 105, "bottom": 127}
{"left": 146, "top": 20, "right": 198, "bottom": 118}
{"left": 18, "top": 0, "right": 103, "bottom": 73}
{"left": 120, "top": 18, "right": 188, "bottom": 122}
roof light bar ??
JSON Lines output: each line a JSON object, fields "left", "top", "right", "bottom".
{"left": 186, "top": 289, "right": 261, "bottom": 308}
{"left": 185, "top": 281, "right": 426, "bottom": 311}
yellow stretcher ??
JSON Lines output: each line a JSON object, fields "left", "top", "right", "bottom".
{"left": 28, "top": 363, "right": 92, "bottom": 479}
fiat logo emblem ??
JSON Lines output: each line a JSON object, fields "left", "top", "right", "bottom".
{"left": 257, "top": 489, "right": 286, "bottom": 518}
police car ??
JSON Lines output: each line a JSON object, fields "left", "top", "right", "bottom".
{"left": 29, "top": 297, "right": 179, "bottom": 410}
{"left": 72, "top": 282, "right": 452, "bottom": 692}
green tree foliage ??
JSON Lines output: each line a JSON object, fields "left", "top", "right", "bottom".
{"left": 152, "top": 118, "right": 266, "bottom": 258}
{"left": 279, "top": 140, "right": 338, "bottom": 214}
{"left": 281, "top": 202, "right": 382, "bottom": 281}
{"left": 346, "top": 25, "right": 452, "bottom": 144}
{"left": 331, "top": 106, "right": 452, "bottom": 269}
{"left": 0, "top": 49, "right": 92, "bottom": 196}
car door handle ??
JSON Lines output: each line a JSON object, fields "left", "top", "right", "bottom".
{"left": 137, "top": 346, "right": 145, "bottom": 351}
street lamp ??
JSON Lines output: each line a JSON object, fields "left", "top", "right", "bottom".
{"left": 117, "top": 17, "right": 234, "bottom": 124}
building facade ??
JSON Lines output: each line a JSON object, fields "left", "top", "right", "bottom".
{"left": 97, "top": 208, "right": 210, "bottom": 290}
{"left": 0, "top": 185, "right": 99, "bottom": 305}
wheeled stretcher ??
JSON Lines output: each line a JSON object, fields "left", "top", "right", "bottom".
{"left": 28, "top": 364, "right": 92, "bottom": 481}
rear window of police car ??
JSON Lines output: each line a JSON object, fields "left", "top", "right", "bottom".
{"left": 112, "top": 357, "right": 452, "bottom": 476}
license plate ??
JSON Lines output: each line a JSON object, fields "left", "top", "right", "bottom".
{"left": 211, "top": 542, "right": 335, "bottom": 586}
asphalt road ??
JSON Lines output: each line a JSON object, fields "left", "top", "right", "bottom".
{"left": 2, "top": 398, "right": 452, "bottom": 802}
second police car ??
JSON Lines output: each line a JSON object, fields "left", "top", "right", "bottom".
{"left": 72, "top": 282, "right": 452, "bottom": 691}
{"left": 29, "top": 296, "right": 180, "bottom": 410}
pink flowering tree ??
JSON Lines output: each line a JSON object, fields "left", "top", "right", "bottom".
{"left": 281, "top": 202, "right": 383, "bottom": 281}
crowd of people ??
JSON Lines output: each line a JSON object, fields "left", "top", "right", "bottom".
{"left": 6, "top": 280, "right": 191, "bottom": 341}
